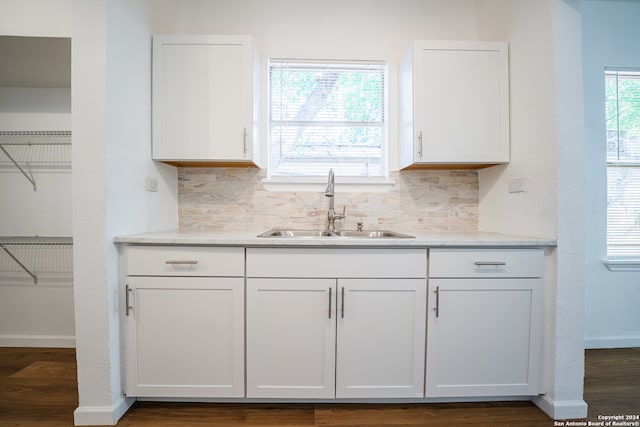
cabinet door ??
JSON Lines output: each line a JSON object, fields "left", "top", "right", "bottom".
{"left": 125, "top": 276, "right": 244, "bottom": 397}
{"left": 413, "top": 41, "right": 509, "bottom": 165}
{"left": 246, "top": 278, "right": 336, "bottom": 398}
{"left": 425, "top": 278, "right": 541, "bottom": 397}
{"left": 152, "top": 35, "right": 254, "bottom": 162}
{"left": 336, "top": 279, "right": 426, "bottom": 398}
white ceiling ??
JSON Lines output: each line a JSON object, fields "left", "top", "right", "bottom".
{"left": 0, "top": 36, "right": 71, "bottom": 88}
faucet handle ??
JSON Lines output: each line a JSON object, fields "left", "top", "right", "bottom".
{"left": 337, "top": 206, "right": 346, "bottom": 220}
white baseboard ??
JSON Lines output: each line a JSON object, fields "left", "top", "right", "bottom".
{"left": 533, "top": 395, "right": 588, "bottom": 419}
{"left": 0, "top": 334, "right": 75, "bottom": 348}
{"left": 73, "top": 396, "right": 135, "bottom": 426}
{"left": 584, "top": 335, "right": 640, "bottom": 349}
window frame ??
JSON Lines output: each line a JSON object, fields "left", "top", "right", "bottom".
{"left": 604, "top": 68, "right": 640, "bottom": 269}
{"left": 264, "top": 58, "right": 392, "bottom": 191}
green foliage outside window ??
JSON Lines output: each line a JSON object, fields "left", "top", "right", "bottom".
{"left": 605, "top": 70, "right": 640, "bottom": 257}
{"left": 270, "top": 61, "right": 385, "bottom": 177}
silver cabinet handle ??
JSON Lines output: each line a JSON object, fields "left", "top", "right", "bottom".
{"left": 125, "top": 284, "right": 133, "bottom": 316}
{"left": 474, "top": 261, "right": 507, "bottom": 266}
{"left": 328, "top": 287, "right": 332, "bottom": 319}
{"left": 341, "top": 287, "right": 345, "bottom": 319}
{"left": 243, "top": 127, "right": 248, "bottom": 155}
{"left": 165, "top": 260, "right": 198, "bottom": 265}
{"left": 434, "top": 286, "right": 440, "bottom": 318}
{"left": 417, "top": 130, "right": 423, "bottom": 158}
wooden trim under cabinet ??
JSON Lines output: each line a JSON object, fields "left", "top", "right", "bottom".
{"left": 159, "top": 160, "right": 259, "bottom": 168}
{"left": 401, "top": 163, "right": 501, "bottom": 170}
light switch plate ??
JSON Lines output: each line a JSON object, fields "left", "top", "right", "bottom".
{"left": 508, "top": 178, "right": 527, "bottom": 193}
{"left": 145, "top": 176, "right": 158, "bottom": 192}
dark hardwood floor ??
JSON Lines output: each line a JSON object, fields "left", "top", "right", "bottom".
{"left": 1, "top": 347, "right": 638, "bottom": 426}
{"left": 583, "top": 347, "right": 640, "bottom": 419}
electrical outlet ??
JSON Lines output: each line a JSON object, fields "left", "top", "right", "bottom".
{"left": 508, "top": 178, "right": 527, "bottom": 193}
{"left": 145, "top": 176, "right": 158, "bottom": 192}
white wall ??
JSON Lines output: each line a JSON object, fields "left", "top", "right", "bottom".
{"left": 583, "top": 0, "right": 640, "bottom": 349}
{"left": 476, "top": 1, "right": 557, "bottom": 238}
{"left": 475, "top": 0, "right": 587, "bottom": 420}
{"left": 547, "top": 0, "right": 587, "bottom": 419}
{"left": 73, "top": 0, "right": 588, "bottom": 423}
{"left": 0, "top": 1, "right": 75, "bottom": 348}
{"left": 72, "top": 0, "right": 178, "bottom": 424}
{"left": 0, "top": 110, "right": 73, "bottom": 348}
{"left": 0, "top": 88, "right": 71, "bottom": 113}
{"left": 0, "top": 100, "right": 71, "bottom": 237}
{"left": 152, "top": 0, "right": 584, "bottom": 421}
{"left": 0, "top": 0, "right": 592, "bottom": 423}
{"left": 0, "top": 0, "right": 71, "bottom": 37}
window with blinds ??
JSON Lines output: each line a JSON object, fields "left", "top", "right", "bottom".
{"left": 606, "top": 70, "right": 640, "bottom": 257}
{"left": 269, "top": 60, "right": 386, "bottom": 177}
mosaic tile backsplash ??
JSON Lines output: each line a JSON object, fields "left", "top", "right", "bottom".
{"left": 178, "top": 168, "right": 478, "bottom": 233}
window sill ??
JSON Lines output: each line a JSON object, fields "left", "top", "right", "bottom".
{"left": 262, "top": 176, "right": 395, "bottom": 193}
{"left": 603, "top": 259, "right": 640, "bottom": 272}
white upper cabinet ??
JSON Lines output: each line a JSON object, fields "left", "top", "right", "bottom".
{"left": 152, "top": 35, "right": 261, "bottom": 166}
{"left": 399, "top": 41, "right": 509, "bottom": 169}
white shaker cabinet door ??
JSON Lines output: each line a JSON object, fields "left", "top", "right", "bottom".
{"left": 246, "top": 278, "right": 337, "bottom": 399}
{"left": 400, "top": 40, "right": 509, "bottom": 168}
{"left": 152, "top": 35, "right": 259, "bottom": 165}
{"left": 336, "top": 279, "right": 426, "bottom": 398}
{"left": 425, "top": 278, "right": 542, "bottom": 397}
{"left": 125, "top": 276, "right": 245, "bottom": 398}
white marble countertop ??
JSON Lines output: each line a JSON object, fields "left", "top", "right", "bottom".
{"left": 115, "top": 229, "right": 556, "bottom": 247}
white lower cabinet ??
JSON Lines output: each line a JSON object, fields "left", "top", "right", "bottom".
{"left": 246, "top": 278, "right": 336, "bottom": 399}
{"left": 246, "top": 248, "right": 427, "bottom": 399}
{"left": 124, "top": 246, "right": 245, "bottom": 398}
{"left": 121, "top": 244, "right": 546, "bottom": 403}
{"left": 426, "top": 249, "right": 543, "bottom": 397}
{"left": 336, "top": 279, "right": 426, "bottom": 398}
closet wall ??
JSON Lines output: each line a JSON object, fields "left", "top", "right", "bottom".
{"left": 0, "top": 37, "right": 74, "bottom": 347}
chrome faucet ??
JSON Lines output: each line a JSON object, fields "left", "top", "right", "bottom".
{"left": 325, "top": 169, "right": 345, "bottom": 232}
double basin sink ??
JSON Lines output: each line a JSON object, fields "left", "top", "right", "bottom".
{"left": 258, "top": 229, "right": 415, "bottom": 239}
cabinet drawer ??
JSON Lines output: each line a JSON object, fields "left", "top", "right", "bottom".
{"left": 126, "top": 246, "right": 244, "bottom": 277}
{"left": 247, "top": 248, "right": 426, "bottom": 278}
{"left": 428, "top": 248, "right": 543, "bottom": 278}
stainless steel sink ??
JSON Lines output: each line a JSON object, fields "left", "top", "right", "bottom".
{"left": 332, "top": 230, "right": 414, "bottom": 238}
{"left": 257, "top": 229, "right": 414, "bottom": 239}
{"left": 258, "top": 229, "right": 335, "bottom": 238}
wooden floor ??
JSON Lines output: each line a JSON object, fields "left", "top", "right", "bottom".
{"left": 0, "top": 347, "right": 638, "bottom": 426}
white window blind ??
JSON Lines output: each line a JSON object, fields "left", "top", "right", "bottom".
{"left": 269, "top": 60, "right": 385, "bottom": 177}
{"left": 606, "top": 70, "right": 640, "bottom": 257}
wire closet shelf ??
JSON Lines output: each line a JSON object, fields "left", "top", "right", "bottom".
{"left": 0, "top": 236, "right": 73, "bottom": 285}
{"left": 0, "top": 130, "right": 72, "bottom": 191}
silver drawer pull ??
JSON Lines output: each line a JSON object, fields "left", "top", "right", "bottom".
{"left": 474, "top": 261, "right": 507, "bottom": 266}
{"left": 125, "top": 284, "right": 133, "bottom": 316}
{"left": 165, "top": 260, "right": 198, "bottom": 265}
